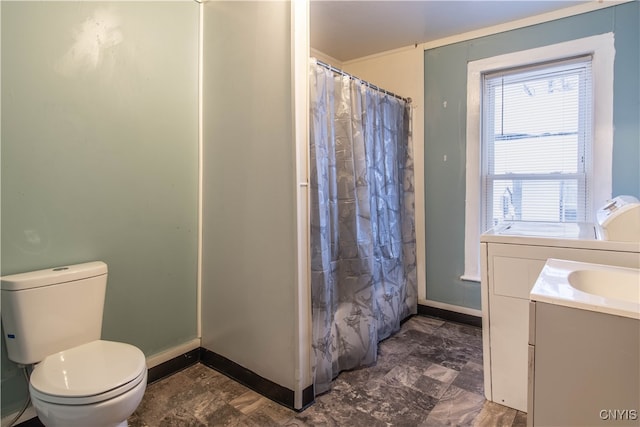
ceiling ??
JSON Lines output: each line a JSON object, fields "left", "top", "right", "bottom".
{"left": 310, "top": 1, "right": 592, "bottom": 62}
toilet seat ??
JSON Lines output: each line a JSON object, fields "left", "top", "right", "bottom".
{"left": 29, "top": 340, "right": 147, "bottom": 405}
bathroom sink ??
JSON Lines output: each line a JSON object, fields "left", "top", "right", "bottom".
{"left": 569, "top": 268, "right": 640, "bottom": 304}
{"left": 530, "top": 259, "right": 640, "bottom": 319}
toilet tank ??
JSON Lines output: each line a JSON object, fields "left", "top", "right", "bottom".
{"left": 596, "top": 195, "right": 640, "bottom": 242}
{"left": 1, "top": 261, "right": 108, "bottom": 365}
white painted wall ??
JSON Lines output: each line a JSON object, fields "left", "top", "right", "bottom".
{"left": 201, "top": 1, "right": 311, "bottom": 403}
{"left": 343, "top": 47, "right": 427, "bottom": 303}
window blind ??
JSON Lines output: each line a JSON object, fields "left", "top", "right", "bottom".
{"left": 481, "top": 56, "right": 593, "bottom": 230}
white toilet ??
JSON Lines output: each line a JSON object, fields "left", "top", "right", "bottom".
{"left": 1, "top": 261, "right": 147, "bottom": 427}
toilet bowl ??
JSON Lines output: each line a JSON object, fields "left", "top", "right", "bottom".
{"left": 28, "top": 340, "right": 147, "bottom": 427}
{"left": 0, "top": 262, "right": 148, "bottom": 426}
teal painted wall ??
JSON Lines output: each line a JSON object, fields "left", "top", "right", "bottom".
{"left": 424, "top": 2, "right": 640, "bottom": 310}
{"left": 1, "top": 1, "right": 199, "bottom": 414}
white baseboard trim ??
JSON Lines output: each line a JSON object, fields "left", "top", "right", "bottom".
{"left": 419, "top": 298, "right": 482, "bottom": 318}
{"left": 145, "top": 337, "right": 201, "bottom": 369}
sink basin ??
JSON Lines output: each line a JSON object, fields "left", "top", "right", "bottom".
{"left": 569, "top": 268, "right": 640, "bottom": 303}
{"left": 531, "top": 259, "right": 640, "bottom": 319}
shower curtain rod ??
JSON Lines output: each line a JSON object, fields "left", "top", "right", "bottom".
{"left": 315, "top": 60, "right": 412, "bottom": 104}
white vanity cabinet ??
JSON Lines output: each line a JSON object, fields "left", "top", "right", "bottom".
{"left": 480, "top": 227, "right": 640, "bottom": 412}
{"left": 528, "top": 259, "right": 640, "bottom": 426}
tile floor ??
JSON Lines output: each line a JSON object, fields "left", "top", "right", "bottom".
{"left": 129, "top": 315, "right": 527, "bottom": 426}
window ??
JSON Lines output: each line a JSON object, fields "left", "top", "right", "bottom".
{"left": 463, "top": 33, "right": 614, "bottom": 282}
{"left": 482, "top": 57, "right": 592, "bottom": 230}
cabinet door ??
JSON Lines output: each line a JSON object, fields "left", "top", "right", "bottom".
{"left": 533, "top": 302, "right": 639, "bottom": 426}
{"left": 490, "top": 294, "right": 531, "bottom": 411}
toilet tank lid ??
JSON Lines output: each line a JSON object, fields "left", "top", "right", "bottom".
{"left": 1, "top": 261, "right": 107, "bottom": 291}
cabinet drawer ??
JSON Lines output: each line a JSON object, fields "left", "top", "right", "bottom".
{"left": 493, "top": 256, "right": 546, "bottom": 299}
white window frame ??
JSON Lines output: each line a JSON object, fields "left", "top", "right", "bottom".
{"left": 482, "top": 56, "right": 592, "bottom": 229}
{"left": 463, "top": 33, "right": 615, "bottom": 282}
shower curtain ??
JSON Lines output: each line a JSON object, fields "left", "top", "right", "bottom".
{"left": 309, "top": 60, "right": 417, "bottom": 394}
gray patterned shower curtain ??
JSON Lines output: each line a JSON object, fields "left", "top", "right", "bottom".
{"left": 309, "top": 60, "right": 417, "bottom": 395}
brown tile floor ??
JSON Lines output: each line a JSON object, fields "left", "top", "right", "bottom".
{"left": 129, "top": 315, "right": 526, "bottom": 426}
